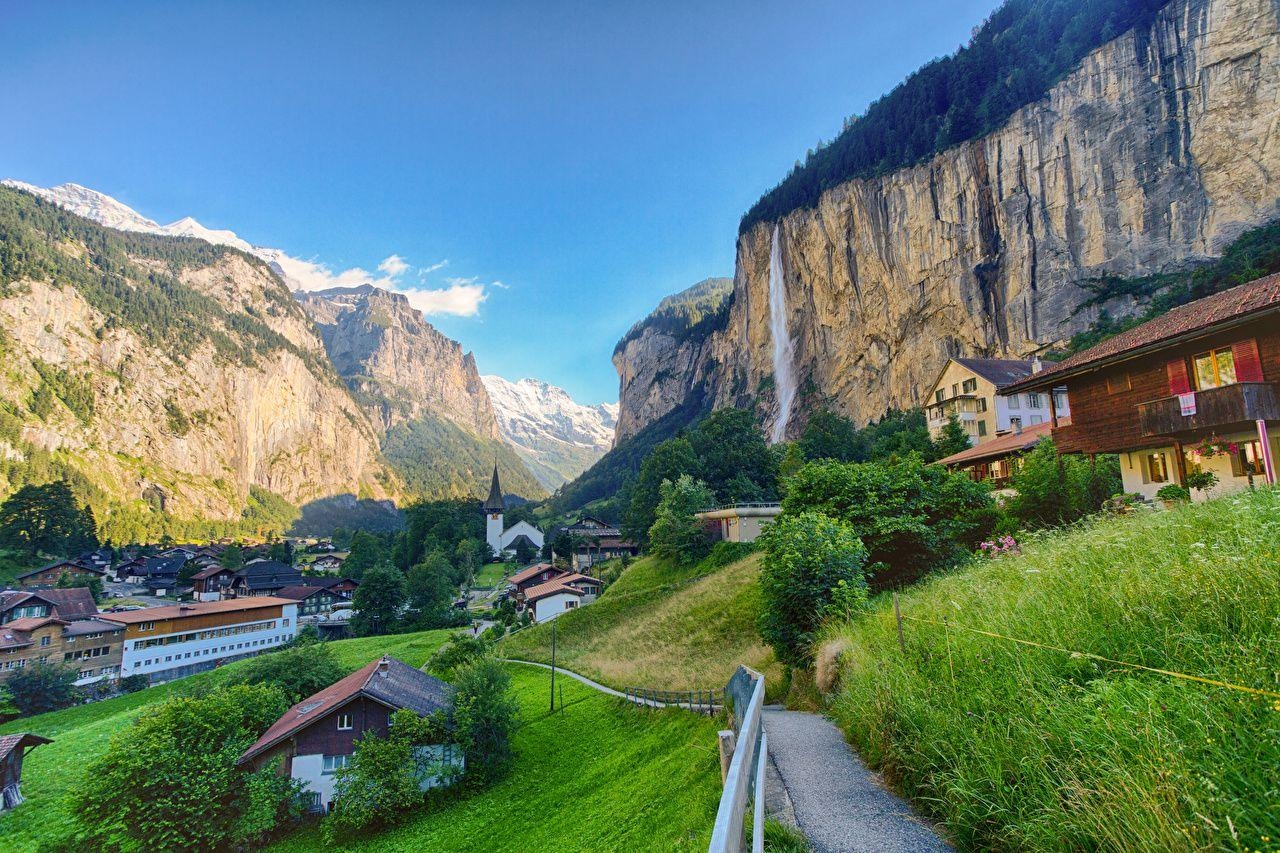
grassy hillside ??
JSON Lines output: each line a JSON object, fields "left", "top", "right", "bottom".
{"left": 0, "top": 629, "right": 456, "bottom": 850}
{"left": 822, "top": 488, "right": 1280, "bottom": 851}
{"left": 271, "top": 666, "right": 722, "bottom": 852}
{"left": 502, "top": 553, "right": 782, "bottom": 693}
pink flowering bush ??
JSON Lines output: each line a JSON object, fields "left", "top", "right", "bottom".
{"left": 978, "top": 535, "right": 1020, "bottom": 557}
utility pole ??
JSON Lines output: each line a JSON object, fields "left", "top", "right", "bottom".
{"left": 550, "top": 616, "right": 557, "bottom": 712}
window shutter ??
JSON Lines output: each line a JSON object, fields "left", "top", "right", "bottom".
{"left": 1232, "top": 339, "right": 1263, "bottom": 382}
{"left": 1166, "top": 359, "right": 1191, "bottom": 395}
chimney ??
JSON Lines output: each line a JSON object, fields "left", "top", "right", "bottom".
{"left": 1014, "top": 420, "right": 1023, "bottom": 435}
{"left": 377, "top": 656, "right": 390, "bottom": 677}
{"left": 1031, "top": 357, "right": 1043, "bottom": 374}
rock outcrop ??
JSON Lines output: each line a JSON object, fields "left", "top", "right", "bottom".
{"left": 615, "top": 0, "right": 1280, "bottom": 440}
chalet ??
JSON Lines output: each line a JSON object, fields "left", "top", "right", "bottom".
{"left": 232, "top": 560, "right": 303, "bottom": 596}
{"left": 300, "top": 576, "right": 359, "bottom": 596}
{"left": 482, "top": 466, "right": 545, "bottom": 557}
{"left": 937, "top": 420, "right": 1058, "bottom": 487}
{"left": 311, "top": 554, "right": 346, "bottom": 573}
{"left": 553, "top": 572, "right": 603, "bottom": 598}
{"left": 1, "top": 587, "right": 97, "bottom": 624}
{"left": 524, "top": 578, "right": 585, "bottom": 623}
{"left": 100, "top": 597, "right": 298, "bottom": 684}
{"left": 1003, "top": 273, "right": 1280, "bottom": 500}
{"left": 508, "top": 563, "right": 565, "bottom": 598}
{"left": 237, "top": 656, "right": 460, "bottom": 812}
{"left": 0, "top": 589, "right": 123, "bottom": 686}
{"left": 191, "top": 565, "right": 239, "bottom": 602}
{"left": 925, "top": 357, "right": 1069, "bottom": 446}
{"left": 570, "top": 536, "right": 638, "bottom": 570}
{"left": 696, "top": 503, "right": 782, "bottom": 544}
{"left": 275, "top": 585, "right": 349, "bottom": 618}
{"left": 0, "top": 733, "right": 52, "bottom": 812}
{"left": 15, "top": 560, "right": 105, "bottom": 589}
{"left": 124, "top": 554, "right": 187, "bottom": 585}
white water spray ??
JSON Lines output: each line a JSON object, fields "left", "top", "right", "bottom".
{"left": 768, "top": 223, "right": 797, "bottom": 444}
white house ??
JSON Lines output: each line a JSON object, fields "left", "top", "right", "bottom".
{"left": 525, "top": 579, "right": 583, "bottom": 623}
{"left": 482, "top": 466, "right": 545, "bottom": 557}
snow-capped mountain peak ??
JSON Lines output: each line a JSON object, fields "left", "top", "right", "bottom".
{"left": 2, "top": 180, "right": 166, "bottom": 234}
{"left": 161, "top": 215, "right": 254, "bottom": 252}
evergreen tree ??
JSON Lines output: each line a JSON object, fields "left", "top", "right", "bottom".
{"left": 799, "top": 409, "right": 862, "bottom": 462}
{"left": 623, "top": 437, "right": 697, "bottom": 543}
{"left": 647, "top": 475, "right": 715, "bottom": 566}
{"left": 351, "top": 564, "right": 406, "bottom": 636}
{"left": 0, "top": 480, "right": 97, "bottom": 557}
{"left": 935, "top": 415, "right": 973, "bottom": 457}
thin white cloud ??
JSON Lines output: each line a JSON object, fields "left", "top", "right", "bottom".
{"left": 272, "top": 250, "right": 491, "bottom": 318}
{"left": 378, "top": 254, "right": 409, "bottom": 277}
{"left": 419, "top": 259, "right": 449, "bottom": 277}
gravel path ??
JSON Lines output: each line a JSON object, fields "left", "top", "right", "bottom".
{"left": 763, "top": 708, "right": 950, "bottom": 852}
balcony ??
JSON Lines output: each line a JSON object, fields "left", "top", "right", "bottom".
{"left": 1138, "top": 382, "right": 1280, "bottom": 437}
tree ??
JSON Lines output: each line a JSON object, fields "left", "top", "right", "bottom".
{"left": 453, "top": 658, "right": 520, "bottom": 785}
{"left": 220, "top": 543, "right": 245, "bottom": 571}
{"left": 0, "top": 480, "right": 97, "bottom": 557}
{"left": 647, "top": 475, "right": 715, "bottom": 566}
{"left": 56, "top": 569, "right": 103, "bottom": 603}
{"left": 427, "top": 633, "right": 494, "bottom": 681}
{"left": 5, "top": 661, "right": 81, "bottom": 715}
{"left": 513, "top": 537, "right": 538, "bottom": 566}
{"left": 758, "top": 512, "right": 868, "bottom": 667}
{"left": 783, "top": 456, "right": 996, "bottom": 586}
{"left": 687, "top": 408, "right": 777, "bottom": 499}
{"left": 1006, "top": 439, "right": 1122, "bottom": 528}
{"left": 343, "top": 530, "right": 388, "bottom": 581}
{"left": 623, "top": 437, "right": 697, "bottom": 543}
{"left": 351, "top": 564, "right": 406, "bottom": 636}
{"left": 225, "top": 642, "right": 346, "bottom": 703}
{"left": 267, "top": 539, "right": 294, "bottom": 565}
{"left": 405, "top": 552, "right": 455, "bottom": 623}
{"left": 776, "top": 442, "right": 807, "bottom": 487}
{"left": 799, "top": 409, "right": 862, "bottom": 462}
{"left": 72, "top": 684, "right": 300, "bottom": 851}
{"left": 935, "top": 414, "right": 973, "bottom": 457}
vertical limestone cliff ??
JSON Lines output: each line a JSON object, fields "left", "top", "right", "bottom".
{"left": 615, "top": 0, "right": 1280, "bottom": 442}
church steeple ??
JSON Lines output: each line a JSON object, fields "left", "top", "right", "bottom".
{"left": 483, "top": 463, "right": 504, "bottom": 513}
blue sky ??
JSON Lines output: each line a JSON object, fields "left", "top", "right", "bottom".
{"left": 2, "top": 0, "right": 996, "bottom": 404}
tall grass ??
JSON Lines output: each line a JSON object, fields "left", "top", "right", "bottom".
{"left": 823, "top": 488, "right": 1280, "bottom": 851}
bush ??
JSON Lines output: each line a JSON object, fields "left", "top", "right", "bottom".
{"left": 1006, "top": 438, "right": 1121, "bottom": 528}
{"left": 427, "top": 632, "right": 494, "bottom": 681}
{"left": 1185, "top": 470, "right": 1219, "bottom": 494}
{"left": 5, "top": 661, "right": 81, "bottom": 716}
{"left": 453, "top": 658, "right": 520, "bottom": 785}
{"left": 225, "top": 642, "right": 346, "bottom": 703}
{"left": 647, "top": 475, "right": 715, "bottom": 566}
{"left": 758, "top": 511, "right": 868, "bottom": 667}
{"left": 1156, "top": 483, "right": 1191, "bottom": 503}
{"left": 72, "top": 684, "right": 300, "bottom": 850}
{"left": 117, "top": 673, "right": 149, "bottom": 694}
{"left": 325, "top": 708, "right": 455, "bottom": 841}
{"left": 783, "top": 456, "right": 994, "bottom": 586}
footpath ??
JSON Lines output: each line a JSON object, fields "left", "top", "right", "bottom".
{"left": 502, "top": 659, "right": 949, "bottom": 851}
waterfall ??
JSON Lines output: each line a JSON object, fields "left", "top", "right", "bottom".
{"left": 768, "top": 223, "right": 796, "bottom": 444}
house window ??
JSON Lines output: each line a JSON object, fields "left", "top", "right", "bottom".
{"left": 1232, "top": 441, "right": 1268, "bottom": 477}
{"left": 962, "top": 378, "right": 977, "bottom": 393}
{"left": 1144, "top": 452, "right": 1169, "bottom": 484}
{"left": 1028, "top": 392, "right": 1042, "bottom": 408}
{"left": 934, "top": 389, "right": 945, "bottom": 403}
{"left": 337, "top": 713, "right": 353, "bottom": 731}
{"left": 977, "top": 421, "right": 987, "bottom": 437}
{"left": 1053, "top": 391, "right": 1068, "bottom": 411}
{"left": 1107, "top": 374, "right": 1131, "bottom": 395}
{"left": 951, "top": 383, "right": 959, "bottom": 397}
{"left": 565, "top": 600, "right": 578, "bottom": 610}
{"left": 138, "top": 622, "right": 155, "bottom": 631}
{"left": 1030, "top": 415, "right": 1043, "bottom": 425}
{"left": 40, "top": 636, "right": 50, "bottom": 647}
{"left": 1007, "top": 394, "right": 1020, "bottom": 409}
{"left": 1192, "top": 347, "right": 1237, "bottom": 390}
{"left": 976, "top": 398, "right": 988, "bottom": 413}
{"left": 321, "top": 755, "right": 351, "bottom": 774}
{"left": 1009, "top": 417, "right": 1021, "bottom": 432}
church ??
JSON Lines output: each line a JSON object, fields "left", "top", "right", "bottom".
{"left": 483, "top": 465, "right": 545, "bottom": 558}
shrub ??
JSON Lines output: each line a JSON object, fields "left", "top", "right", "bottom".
{"left": 117, "top": 673, "right": 149, "bottom": 694}
{"left": 427, "top": 632, "right": 494, "bottom": 681}
{"left": 758, "top": 511, "right": 868, "bottom": 667}
{"left": 5, "top": 661, "right": 81, "bottom": 715}
{"left": 1185, "top": 470, "right": 1219, "bottom": 494}
{"left": 647, "top": 474, "right": 715, "bottom": 566}
{"left": 453, "top": 658, "right": 520, "bottom": 785}
{"left": 225, "top": 642, "right": 346, "bottom": 703}
{"left": 783, "top": 456, "right": 994, "bottom": 586}
{"left": 1005, "top": 438, "right": 1121, "bottom": 528}
{"left": 72, "top": 684, "right": 299, "bottom": 851}
{"left": 1156, "top": 483, "right": 1191, "bottom": 503}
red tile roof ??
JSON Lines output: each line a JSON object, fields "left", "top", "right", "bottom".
{"left": 509, "top": 563, "right": 560, "bottom": 586}
{"left": 936, "top": 420, "right": 1059, "bottom": 467}
{"left": 237, "top": 656, "right": 452, "bottom": 765}
{"left": 523, "top": 578, "right": 584, "bottom": 603}
{"left": 1006, "top": 272, "right": 1280, "bottom": 392}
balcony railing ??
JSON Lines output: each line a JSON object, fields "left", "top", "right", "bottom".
{"left": 1138, "top": 382, "right": 1280, "bottom": 437}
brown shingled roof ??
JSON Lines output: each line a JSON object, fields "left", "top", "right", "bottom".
{"left": 523, "top": 578, "right": 584, "bottom": 603}
{"left": 0, "top": 733, "right": 53, "bottom": 764}
{"left": 936, "top": 420, "right": 1059, "bottom": 467}
{"left": 1006, "top": 272, "right": 1280, "bottom": 392}
{"left": 953, "top": 357, "right": 1053, "bottom": 389}
{"left": 97, "top": 597, "right": 295, "bottom": 625}
{"left": 509, "top": 563, "right": 560, "bottom": 586}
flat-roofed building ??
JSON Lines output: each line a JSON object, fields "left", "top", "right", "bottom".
{"left": 696, "top": 503, "right": 782, "bottom": 544}
{"left": 100, "top": 597, "right": 298, "bottom": 684}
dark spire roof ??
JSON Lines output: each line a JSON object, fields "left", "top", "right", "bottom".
{"left": 483, "top": 464, "right": 504, "bottom": 512}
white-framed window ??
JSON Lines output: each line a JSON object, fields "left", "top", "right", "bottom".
{"left": 1053, "top": 391, "right": 1068, "bottom": 411}
{"left": 337, "top": 712, "right": 353, "bottom": 731}
{"left": 1028, "top": 392, "right": 1042, "bottom": 408}
{"left": 322, "top": 754, "right": 351, "bottom": 774}
{"left": 1007, "top": 394, "right": 1020, "bottom": 409}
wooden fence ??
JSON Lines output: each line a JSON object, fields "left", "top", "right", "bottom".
{"left": 620, "top": 686, "right": 724, "bottom": 714}
{"left": 708, "top": 665, "right": 766, "bottom": 853}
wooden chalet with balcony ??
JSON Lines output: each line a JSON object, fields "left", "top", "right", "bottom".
{"left": 1003, "top": 273, "right": 1280, "bottom": 500}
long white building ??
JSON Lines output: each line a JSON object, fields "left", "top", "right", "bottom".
{"left": 99, "top": 597, "right": 298, "bottom": 684}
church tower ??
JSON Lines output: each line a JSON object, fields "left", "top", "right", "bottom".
{"left": 483, "top": 464, "right": 505, "bottom": 555}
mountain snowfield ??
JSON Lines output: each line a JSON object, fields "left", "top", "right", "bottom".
{"left": 482, "top": 375, "right": 618, "bottom": 490}
{"left": 3, "top": 178, "right": 618, "bottom": 492}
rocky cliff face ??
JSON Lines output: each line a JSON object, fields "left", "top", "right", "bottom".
{"left": 298, "top": 284, "right": 500, "bottom": 438}
{"left": 616, "top": 0, "right": 1280, "bottom": 441}
{"left": 0, "top": 235, "right": 393, "bottom": 521}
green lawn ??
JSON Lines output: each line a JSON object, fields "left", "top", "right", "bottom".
{"left": 270, "top": 665, "right": 723, "bottom": 852}
{"left": 501, "top": 553, "right": 782, "bottom": 694}
{"left": 823, "top": 487, "right": 1280, "bottom": 851}
{"left": 0, "top": 628, "right": 456, "bottom": 850}
{"left": 472, "top": 561, "right": 510, "bottom": 588}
